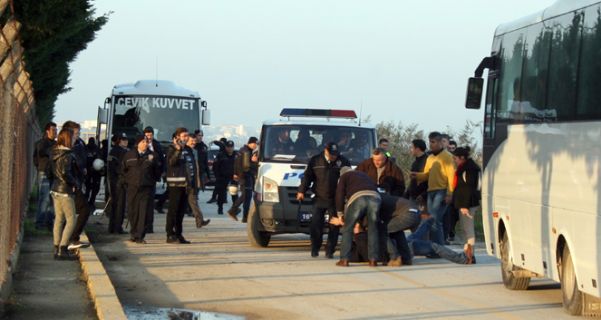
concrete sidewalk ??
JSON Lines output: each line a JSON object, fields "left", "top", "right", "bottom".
{"left": 2, "top": 230, "right": 96, "bottom": 320}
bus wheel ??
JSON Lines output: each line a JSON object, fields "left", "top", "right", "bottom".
{"left": 560, "top": 245, "right": 583, "bottom": 315}
{"left": 247, "top": 204, "right": 271, "bottom": 247}
{"left": 500, "top": 231, "right": 530, "bottom": 290}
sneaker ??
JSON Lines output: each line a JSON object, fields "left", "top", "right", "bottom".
{"left": 207, "top": 198, "right": 217, "bottom": 204}
{"left": 387, "top": 257, "right": 403, "bottom": 267}
{"left": 68, "top": 241, "right": 90, "bottom": 250}
{"left": 218, "top": 208, "right": 224, "bottom": 215}
{"left": 58, "top": 246, "right": 77, "bottom": 261}
{"left": 135, "top": 239, "right": 147, "bottom": 244}
{"left": 201, "top": 219, "right": 211, "bottom": 227}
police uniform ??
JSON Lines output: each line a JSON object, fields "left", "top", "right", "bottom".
{"left": 107, "top": 134, "right": 128, "bottom": 233}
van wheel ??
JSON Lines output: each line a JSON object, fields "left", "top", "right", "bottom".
{"left": 500, "top": 231, "right": 530, "bottom": 290}
{"left": 247, "top": 204, "right": 271, "bottom": 247}
{"left": 560, "top": 245, "right": 583, "bottom": 315}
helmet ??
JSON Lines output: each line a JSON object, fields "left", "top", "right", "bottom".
{"left": 228, "top": 183, "right": 239, "bottom": 196}
{"left": 92, "top": 158, "right": 105, "bottom": 171}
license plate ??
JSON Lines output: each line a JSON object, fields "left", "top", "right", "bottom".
{"left": 299, "top": 212, "right": 312, "bottom": 223}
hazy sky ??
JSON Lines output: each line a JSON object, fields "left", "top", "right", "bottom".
{"left": 55, "top": 0, "right": 557, "bottom": 134}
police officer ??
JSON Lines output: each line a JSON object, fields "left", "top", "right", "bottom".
{"left": 143, "top": 126, "right": 165, "bottom": 233}
{"left": 228, "top": 137, "right": 259, "bottom": 223}
{"left": 213, "top": 140, "right": 236, "bottom": 215}
{"left": 297, "top": 142, "right": 351, "bottom": 258}
{"left": 107, "top": 133, "right": 129, "bottom": 234}
{"left": 122, "top": 135, "right": 161, "bottom": 243}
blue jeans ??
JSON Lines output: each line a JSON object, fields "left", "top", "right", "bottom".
{"left": 427, "top": 189, "right": 447, "bottom": 245}
{"left": 408, "top": 218, "right": 468, "bottom": 264}
{"left": 36, "top": 172, "right": 54, "bottom": 228}
{"left": 386, "top": 211, "right": 419, "bottom": 261}
{"left": 340, "top": 196, "right": 381, "bottom": 261}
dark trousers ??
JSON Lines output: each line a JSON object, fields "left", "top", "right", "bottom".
{"left": 128, "top": 186, "right": 152, "bottom": 240}
{"left": 166, "top": 187, "right": 187, "bottom": 237}
{"left": 230, "top": 176, "right": 254, "bottom": 219}
{"left": 145, "top": 187, "right": 156, "bottom": 232}
{"left": 109, "top": 180, "right": 126, "bottom": 232}
{"left": 85, "top": 173, "right": 101, "bottom": 205}
{"left": 215, "top": 178, "right": 228, "bottom": 208}
{"left": 70, "top": 189, "right": 91, "bottom": 242}
{"left": 443, "top": 206, "right": 459, "bottom": 240}
{"left": 310, "top": 204, "right": 340, "bottom": 255}
{"left": 156, "top": 190, "right": 168, "bottom": 210}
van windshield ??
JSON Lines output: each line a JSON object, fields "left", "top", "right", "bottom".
{"left": 260, "top": 125, "right": 375, "bottom": 165}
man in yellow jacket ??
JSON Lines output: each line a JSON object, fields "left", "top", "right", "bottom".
{"left": 411, "top": 131, "right": 455, "bottom": 246}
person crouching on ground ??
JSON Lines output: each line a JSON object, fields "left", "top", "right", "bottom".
{"left": 335, "top": 167, "right": 382, "bottom": 267}
{"left": 50, "top": 128, "right": 79, "bottom": 260}
{"left": 122, "top": 136, "right": 162, "bottom": 244}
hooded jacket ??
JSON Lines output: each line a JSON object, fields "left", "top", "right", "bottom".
{"left": 50, "top": 146, "right": 78, "bottom": 195}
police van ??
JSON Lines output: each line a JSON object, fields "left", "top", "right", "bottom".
{"left": 247, "top": 108, "right": 377, "bottom": 247}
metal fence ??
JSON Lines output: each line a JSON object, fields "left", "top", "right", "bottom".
{"left": 0, "top": 1, "right": 39, "bottom": 304}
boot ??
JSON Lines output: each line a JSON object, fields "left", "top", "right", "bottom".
{"left": 336, "top": 259, "right": 349, "bottom": 267}
{"left": 58, "top": 246, "right": 77, "bottom": 261}
{"left": 218, "top": 207, "right": 224, "bottom": 215}
{"left": 53, "top": 246, "right": 59, "bottom": 260}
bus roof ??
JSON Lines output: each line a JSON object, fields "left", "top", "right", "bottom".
{"left": 112, "top": 80, "right": 201, "bottom": 98}
{"left": 262, "top": 118, "right": 375, "bottom": 129}
{"left": 495, "top": 0, "right": 601, "bottom": 36}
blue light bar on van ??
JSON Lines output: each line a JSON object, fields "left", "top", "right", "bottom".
{"left": 280, "top": 108, "right": 357, "bottom": 119}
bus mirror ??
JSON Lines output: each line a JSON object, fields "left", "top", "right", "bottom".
{"left": 97, "top": 107, "right": 108, "bottom": 124}
{"left": 201, "top": 100, "right": 208, "bottom": 109}
{"left": 201, "top": 109, "right": 211, "bottom": 126}
{"left": 465, "top": 77, "right": 484, "bottom": 109}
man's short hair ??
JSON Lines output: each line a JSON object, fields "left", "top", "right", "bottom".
{"left": 194, "top": 129, "right": 203, "bottom": 136}
{"left": 372, "top": 148, "right": 387, "bottom": 156}
{"left": 440, "top": 133, "right": 451, "bottom": 140}
{"left": 44, "top": 122, "right": 57, "bottom": 131}
{"left": 428, "top": 131, "right": 442, "bottom": 141}
{"left": 174, "top": 127, "right": 188, "bottom": 137}
{"left": 449, "top": 140, "right": 457, "bottom": 147}
{"left": 412, "top": 139, "right": 427, "bottom": 152}
{"left": 378, "top": 138, "right": 389, "bottom": 145}
{"left": 62, "top": 120, "right": 80, "bottom": 130}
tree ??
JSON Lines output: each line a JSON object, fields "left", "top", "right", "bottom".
{"left": 12, "top": 0, "right": 109, "bottom": 124}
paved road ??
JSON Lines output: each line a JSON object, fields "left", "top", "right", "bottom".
{"left": 88, "top": 191, "right": 573, "bottom": 320}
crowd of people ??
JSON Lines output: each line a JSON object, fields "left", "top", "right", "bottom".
{"left": 34, "top": 120, "right": 480, "bottom": 267}
{"left": 296, "top": 132, "right": 482, "bottom": 267}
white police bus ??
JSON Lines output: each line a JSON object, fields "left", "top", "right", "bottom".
{"left": 247, "top": 108, "right": 377, "bottom": 247}
{"left": 466, "top": 0, "right": 601, "bottom": 315}
{"left": 96, "top": 80, "right": 210, "bottom": 199}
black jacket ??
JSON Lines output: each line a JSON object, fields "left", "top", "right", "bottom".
{"left": 71, "top": 138, "right": 87, "bottom": 183}
{"left": 379, "top": 195, "right": 420, "bottom": 233}
{"left": 122, "top": 149, "right": 161, "bottom": 188}
{"left": 299, "top": 152, "right": 351, "bottom": 203}
{"left": 108, "top": 146, "right": 128, "bottom": 183}
{"left": 33, "top": 137, "right": 56, "bottom": 174}
{"left": 213, "top": 151, "right": 236, "bottom": 181}
{"left": 234, "top": 145, "right": 258, "bottom": 180}
{"left": 452, "top": 159, "right": 481, "bottom": 209}
{"left": 50, "top": 146, "right": 78, "bottom": 195}
{"left": 335, "top": 170, "right": 379, "bottom": 213}
{"left": 149, "top": 139, "right": 166, "bottom": 176}
{"left": 194, "top": 141, "right": 211, "bottom": 178}
{"left": 405, "top": 153, "right": 428, "bottom": 200}
{"left": 166, "top": 145, "right": 195, "bottom": 188}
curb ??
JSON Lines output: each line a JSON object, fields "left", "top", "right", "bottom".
{"left": 79, "top": 232, "right": 127, "bottom": 320}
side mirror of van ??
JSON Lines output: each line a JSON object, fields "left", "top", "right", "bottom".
{"left": 201, "top": 108, "right": 211, "bottom": 126}
{"left": 97, "top": 106, "right": 108, "bottom": 124}
{"left": 465, "top": 77, "right": 484, "bottom": 109}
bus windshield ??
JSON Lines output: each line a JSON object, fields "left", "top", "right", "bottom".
{"left": 261, "top": 125, "right": 375, "bottom": 165}
{"left": 111, "top": 95, "right": 200, "bottom": 143}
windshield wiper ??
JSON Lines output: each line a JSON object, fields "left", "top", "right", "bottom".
{"left": 272, "top": 154, "right": 296, "bottom": 161}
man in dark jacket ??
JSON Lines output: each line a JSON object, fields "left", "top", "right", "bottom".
{"left": 405, "top": 139, "right": 428, "bottom": 203}
{"left": 84, "top": 137, "right": 101, "bottom": 207}
{"left": 143, "top": 126, "right": 165, "bottom": 233}
{"left": 193, "top": 129, "right": 211, "bottom": 191}
{"left": 34, "top": 121, "right": 57, "bottom": 230}
{"left": 297, "top": 142, "right": 351, "bottom": 258}
{"left": 185, "top": 136, "right": 210, "bottom": 228}
{"left": 213, "top": 140, "right": 237, "bottom": 215}
{"left": 228, "top": 137, "right": 259, "bottom": 223}
{"left": 107, "top": 133, "right": 129, "bottom": 234}
{"left": 356, "top": 148, "right": 405, "bottom": 196}
{"left": 122, "top": 136, "right": 161, "bottom": 243}
{"left": 207, "top": 137, "right": 228, "bottom": 203}
{"left": 62, "top": 121, "right": 91, "bottom": 249}
{"left": 165, "top": 128, "right": 194, "bottom": 244}
{"left": 335, "top": 167, "right": 381, "bottom": 267}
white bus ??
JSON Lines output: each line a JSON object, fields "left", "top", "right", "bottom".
{"left": 96, "top": 80, "right": 210, "bottom": 197}
{"left": 465, "top": 0, "right": 601, "bottom": 315}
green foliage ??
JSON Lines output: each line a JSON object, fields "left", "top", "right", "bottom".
{"left": 376, "top": 120, "right": 482, "bottom": 175}
{"left": 13, "top": 0, "right": 108, "bottom": 124}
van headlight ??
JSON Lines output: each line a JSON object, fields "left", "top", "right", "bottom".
{"left": 262, "top": 177, "right": 279, "bottom": 203}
